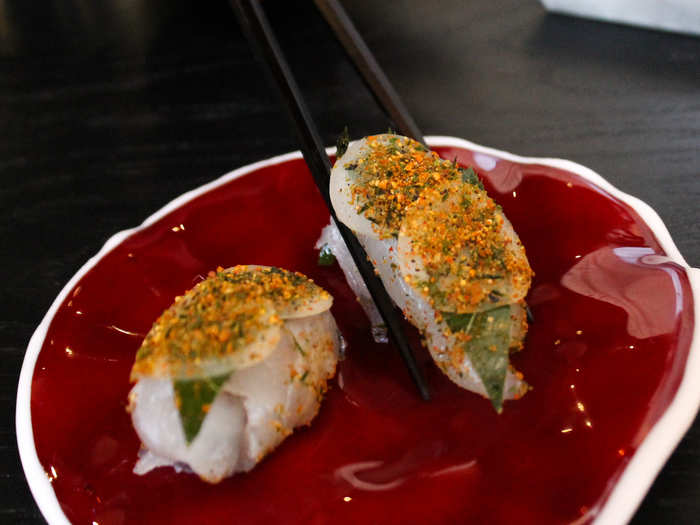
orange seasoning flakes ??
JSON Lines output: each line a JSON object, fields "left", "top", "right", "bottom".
{"left": 347, "top": 135, "right": 464, "bottom": 237}
{"left": 402, "top": 180, "right": 532, "bottom": 312}
{"left": 131, "top": 267, "right": 281, "bottom": 379}
{"left": 218, "top": 265, "right": 331, "bottom": 316}
{"left": 130, "top": 265, "right": 332, "bottom": 380}
{"left": 344, "top": 133, "right": 531, "bottom": 312}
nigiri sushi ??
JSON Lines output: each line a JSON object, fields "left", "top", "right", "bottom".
{"left": 321, "top": 133, "right": 532, "bottom": 410}
{"left": 128, "top": 265, "right": 340, "bottom": 483}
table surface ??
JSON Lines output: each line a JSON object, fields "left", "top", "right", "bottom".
{"left": 2, "top": 0, "right": 698, "bottom": 523}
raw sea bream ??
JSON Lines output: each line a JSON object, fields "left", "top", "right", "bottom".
{"left": 319, "top": 134, "right": 533, "bottom": 411}
{"left": 128, "top": 265, "right": 341, "bottom": 483}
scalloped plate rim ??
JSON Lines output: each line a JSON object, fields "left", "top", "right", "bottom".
{"left": 16, "top": 135, "right": 700, "bottom": 525}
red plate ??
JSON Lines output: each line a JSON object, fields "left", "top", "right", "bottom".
{"left": 17, "top": 137, "right": 699, "bottom": 524}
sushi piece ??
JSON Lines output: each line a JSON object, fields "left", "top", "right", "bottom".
{"left": 316, "top": 218, "right": 387, "bottom": 343}
{"left": 128, "top": 265, "right": 340, "bottom": 483}
{"left": 324, "top": 133, "right": 533, "bottom": 410}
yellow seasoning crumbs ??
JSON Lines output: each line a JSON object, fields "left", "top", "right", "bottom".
{"left": 217, "top": 265, "right": 331, "bottom": 316}
{"left": 130, "top": 265, "right": 330, "bottom": 380}
{"left": 405, "top": 180, "right": 532, "bottom": 311}
{"left": 344, "top": 134, "right": 531, "bottom": 312}
{"left": 347, "top": 135, "right": 467, "bottom": 237}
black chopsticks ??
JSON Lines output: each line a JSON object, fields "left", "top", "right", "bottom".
{"left": 312, "top": 0, "right": 425, "bottom": 145}
{"left": 230, "top": 0, "right": 430, "bottom": 400}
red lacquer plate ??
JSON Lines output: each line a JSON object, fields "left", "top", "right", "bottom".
{"left": 17, "top": 137, "right": 700, "bottom": 525}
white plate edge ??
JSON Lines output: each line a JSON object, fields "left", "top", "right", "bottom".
{"left": 16, "top": 136, "right": 700, "bottom": 524}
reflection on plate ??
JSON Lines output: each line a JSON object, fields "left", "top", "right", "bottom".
{"left": 17, "top": 137, "right": 700, "bottom": 525}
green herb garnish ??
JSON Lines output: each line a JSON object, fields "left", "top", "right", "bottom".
{"left": 442, "top": 305, "right": 512, "bottom": 412}
{"left": 459, "top": 166, "right": 484, "bottom": 189}
{"left": 174, "top": 373, "right": 231, "bottom": 444}
{"left": 318, "top": 243, "right": 336, "bottom": 266}
{"left": 336, "top": 126, "right": 350, "bottom": 158}
{"left": 293, "top": 337, "right": 306, "bottom": 356}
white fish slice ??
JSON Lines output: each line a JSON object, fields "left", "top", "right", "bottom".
{"left": 225, "top": 265, "right": 334, "bottom": 319}
{"left": 396, "top": 178, "right": 531, "bottom": 313}
{"left": 358, "top": 225, "right": 529, "bottom": 401}
{"left": 329, "top": 137, "right": 390, "bottom": 239}
{"left": 130, "top": 377, "right": 247, "bottom": 483}
{"left": 130, "top": 309, "right": 339, "bottom": 482}
{"left": 325, "top": 133, "right": 531, "bottom": 405}
{"left": 316, "top": 220, "right": 386, "bottom": 341}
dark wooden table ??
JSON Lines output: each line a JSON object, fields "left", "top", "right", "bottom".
{"left": 2, "top": 1, "right": 698, "bottom": 523}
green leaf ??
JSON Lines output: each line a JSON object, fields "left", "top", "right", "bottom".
{"left": 459, "top": 166, "right": 484, "bottom": 190}
{"left": 336, "top": 126, "right": 350, "bottom": 158}
{"left": 442, "top": 305, "right": 511, "bottom": 412}
{"left": 443, "top": 311, "right": 476, "bottom": 333}
{"left": 317, "top": 243, "right": 336, "bottom": 266}
{"left": 173, "top": 373, "right": 231, "bottom": 444}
